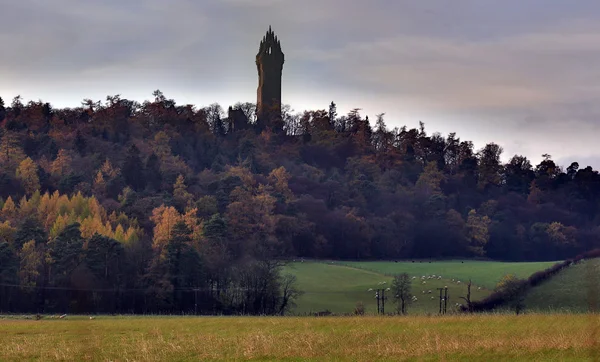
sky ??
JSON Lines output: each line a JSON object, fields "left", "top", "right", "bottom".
{"left": 2, "top": 0, "right": 600, "bottom": 168}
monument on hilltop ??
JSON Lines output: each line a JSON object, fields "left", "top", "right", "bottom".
{"left": 255, "top": 26, "right": 285, "bottom": 132}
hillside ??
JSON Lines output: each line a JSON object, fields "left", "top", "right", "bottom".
{"left": 282, "top": 260, "right": 555, "bottom": 314}
{"left": 521, "top": 258, "right": 600, "bottom": 313}
{"left": 1, "top": 94, "right": 600, "bottom": 314}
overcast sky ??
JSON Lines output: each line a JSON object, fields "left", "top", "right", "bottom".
{"left": 2, "top": 0, "right": 600, "bottom": 168}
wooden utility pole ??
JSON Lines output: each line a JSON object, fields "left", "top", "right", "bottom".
{"left": 375, "top": 289, "right": 388, "bottom": 315}
{"left": 438, "top": 287, "right": 449, "bottom": 315}
{"left": 444, "top": 287, "right": 449, "bottom": 314}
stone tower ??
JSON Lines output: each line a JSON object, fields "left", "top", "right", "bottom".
{"left": 256, "top": 26, "right": 284, "bottom": 131}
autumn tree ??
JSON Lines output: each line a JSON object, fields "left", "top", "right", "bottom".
{"left": 415, "top": 161, "right": 445, "bottom": 197}
{"left": 19, "top": 240, "right": 42, "bottom": 289}
{"left": 16, "top": 157, "right": 40, "bottom": 195}
{"left": 466, "top": 209, "right": 491, "bottom": 256}
{"left": 477, "top": 143, "right": 504, "bottom": 190}
{"left": 0, "top": 131, "right": 26, "bottom": 170}
{"left": 173, "top": 174, "right": 193, "bottom": 210}
{"left": 50, "top": 149, "right": 73, "bottom": 178}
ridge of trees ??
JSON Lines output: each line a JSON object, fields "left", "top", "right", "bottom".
{"left": 1, "top": 91, "right": 600, "bottom": 313}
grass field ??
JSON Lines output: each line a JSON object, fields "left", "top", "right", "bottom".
{"left": 338, "top": 260, "right": 559, "bottom": 289}
{"left": 1, "top": 314, "right": 598, "bottom": 361}
{"left": 523, "top": 258, "right": 600, "bottom": 313}
{"left": 282, "top": 260, "right": 555, "bottom": 315}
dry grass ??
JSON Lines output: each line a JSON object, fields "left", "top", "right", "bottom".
{"left": 0, "top": 314, "right": 599, "bottom": 361}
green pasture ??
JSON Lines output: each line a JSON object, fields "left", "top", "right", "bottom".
{"left": 522, "top": 258, "right": 600, "bottom": 313}
{"left": 282, "top": 260, "right": 555, "bottom": 314}
{"left": 337, "top": 260, "right": 559, "bottom": 288}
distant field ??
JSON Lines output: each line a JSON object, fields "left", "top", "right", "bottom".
{"left": 523, "top": 258, "right": 600, "bottom": 313}
{"left": 338, "top": 260, "right": 559, "bottom": 288}
{"left": 1, "top": 315, "right": 598, "bottom": 361}
{"left": 282, "top": 260, "right": 555, "bottom": 315}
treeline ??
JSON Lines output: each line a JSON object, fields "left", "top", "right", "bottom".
{"left": 1, "top": 91, "right": 600, "bottom": 312}
{"left": 0, "top": 191, "right": 301, "bottom": 314}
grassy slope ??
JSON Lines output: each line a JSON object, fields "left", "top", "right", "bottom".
{"left": 338, "top": 260, "right": 558, "bottom": 288}
{"left": 523, "top": 258, "right": 600, "bottom": 313}
{"left": 1, "top": 315, "right": 598, "bottom": 361}
{"left": 284, "top": 261, "right": 496, "bottom": 314}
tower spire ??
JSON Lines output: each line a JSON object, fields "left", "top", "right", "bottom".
{"left": 256, "top": 26, "right": 285, "bottom": 132}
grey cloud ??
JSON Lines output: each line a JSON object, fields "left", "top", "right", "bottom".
{"left": 2, "top": 1, "right": 600, "bottom": 167}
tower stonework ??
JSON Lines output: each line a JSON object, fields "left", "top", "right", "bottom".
{"left": 256, "top": 26, "right": 284, "bottom": 131}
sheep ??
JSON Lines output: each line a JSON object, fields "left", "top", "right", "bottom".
{"left": 431, "top": 296, "right": 435, "bottom": 299}
{"left": 386, "top": 287, "right": 391, "bottom": 291}
{"left": 422, "top": 281, "right": 426, "bottom": 284}
{"left": 368, "top": 288, "right": 373, "bottom": 291}
{"left": 457, "top": 281, "right": 461, "bottom": 284}
{"left": 422, "top": 290, "right": 426, "bottom": 294}
{"left": 59, "top": 314, "right": 67, "bottom": 319}
{"left": 89, "top": 316, "right": 95, "bottom": 320}
{"left": 428, "top": 290, "right": 432, "bottom": 294}
{"left": 412, "top": 276, "right": 417, "bottom": 279}
{"left": 437, "top": 276, "right": 442, "bottom": 280}
{"left": 477, "top": 287, "right": 481, "bottom": 290}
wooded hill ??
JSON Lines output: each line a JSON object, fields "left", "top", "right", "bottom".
{"left": 0, "top": 92, "right": 598, "bottom": 313}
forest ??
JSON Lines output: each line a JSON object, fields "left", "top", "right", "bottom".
{"left": 0, "top": 91, "right": 599, "bottom": 314}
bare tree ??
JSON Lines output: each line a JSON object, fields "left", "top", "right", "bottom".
{"left": 460, "top": 279, "right": 473, "bottom": 312}
{"left": 278, "top": 274, "right": 303, "bottom": 315}
{"left": 392, "top": 273, "right": 413, "bottom": 315}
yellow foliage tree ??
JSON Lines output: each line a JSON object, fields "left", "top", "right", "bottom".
{"left": 466, "top": 209, "right": 491, "bottom": 256}
{"left": 9, "top": 190, "right": 142, "bottom": 243}
{"left": 50, "top": 149, "right": 73, "bottom": 177}
{"left": 415, "top": 161, "right": 445, "bottom": 196}
{"left": 150, "top": 205, "right": 182, "bottom": 250}
{"left": 100, "top": 158, "right": 120, "bottom": 178}
{"left": 150, "top": 204, "right": 202, "bottom": 251}
{"left": 19, "top": 240, "right": 42, "bottom": 288}
{"left": 93, "top": 170, "right": 106, "bottom": 196}
{"left": 268, "top": 166, "right": 293, "bottom": 201}
{"left": 16, "top": 157, "right": 40, "bottom": 195}
{"left": 0, "top": 131, "right": 26, "bottom": 170}
{"left": 173, "top": 174, "right": 194, "bottom": 209}
{"left": 0, "top": 221, "right": 17, "bottom": 244}
{"left": 1, "top": 196, "right": 17, "bottom": 220}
